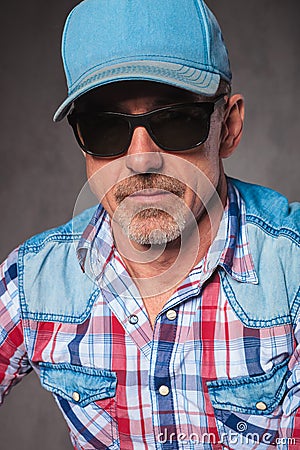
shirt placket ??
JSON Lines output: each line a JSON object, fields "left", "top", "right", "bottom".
{"left": 150, "top": 306, "right": 182, "bottom": 449}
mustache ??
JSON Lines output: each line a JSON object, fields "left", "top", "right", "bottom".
{"left": 114, "top": 174, "right": 186, "bottom": 202}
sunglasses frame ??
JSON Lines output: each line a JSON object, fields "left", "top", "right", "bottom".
{"left": 67, "top": 94, "right": 226, "bottom": 158}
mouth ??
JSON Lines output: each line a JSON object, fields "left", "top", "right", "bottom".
{"left": 129, "top": 189, "right": 172, "bottom": 197}
{"left": 124, "top": 189, "right": 177, "bottom": 204}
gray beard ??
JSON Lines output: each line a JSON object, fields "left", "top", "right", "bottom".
{"left": 114, "top": 200, "right": 187, "bottom": 245}
{"left": 111, "top": 173, "right": 188, "bottom": 245}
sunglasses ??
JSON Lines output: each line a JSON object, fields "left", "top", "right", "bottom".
{"left": 67, "top": 95, "right": 225, "bottom": 158}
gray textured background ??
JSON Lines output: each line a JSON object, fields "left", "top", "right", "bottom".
{"left": 0, "top": 1, "right": 299, "bottom": 449}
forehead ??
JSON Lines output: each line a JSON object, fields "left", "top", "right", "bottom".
{"left": 74, "top": 80, "right": 206, "bottom": 111}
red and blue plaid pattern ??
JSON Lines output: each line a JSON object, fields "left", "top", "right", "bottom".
{"left": 1, "top": 180, "right": 299, "bottom": 449}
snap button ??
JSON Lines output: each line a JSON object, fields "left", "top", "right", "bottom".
{"left": 72, "top": 391, "right": 80, "bottom": 402}
{"left": 166, "top": 309, "right": 177, "bottom": 321}
{"left": 255, "top": 401, "right": 267, "bottom": 411}
{"left": 159, "top": 385, "right": 170, "bottom": 396}
{"left": 129, "top": 314, "right": 138, "bottom": 325}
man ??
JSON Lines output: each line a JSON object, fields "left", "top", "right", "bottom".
{"left": 0, "top": 0, "right": 299, "bottom": 449}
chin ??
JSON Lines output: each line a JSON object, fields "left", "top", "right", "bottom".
{"left": 121, "top": 210, "right": 186, "bottom": 246}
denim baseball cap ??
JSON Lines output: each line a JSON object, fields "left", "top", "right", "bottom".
{"left": 53, "top": 0, "right": 231, "bottom": 122}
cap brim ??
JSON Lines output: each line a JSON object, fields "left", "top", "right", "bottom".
{"left": 53, "top": 60, "right": 221, "bottom": 122}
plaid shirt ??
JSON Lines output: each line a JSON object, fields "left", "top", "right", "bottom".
{"left": 0, "top": 180, "right": 299, "bottom": 449}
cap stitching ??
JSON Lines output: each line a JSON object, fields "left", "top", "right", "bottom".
{"left": 69, "top": 65, "right": 215, "bottom": 95}
{"left": 68, "top": 56, "right": 219, "bottom": 90}
{"left": 193, "top": 0, "right": 209, "bottom": 65}
{"left": 62, "top": 7, "right": 78, "bottom": 85}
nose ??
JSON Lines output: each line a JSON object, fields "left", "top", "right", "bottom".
{"left": 125, "top": 126, "right": 163, "bottom": 174}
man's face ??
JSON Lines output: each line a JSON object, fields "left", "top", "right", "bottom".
{"left": 76, "top": 81, "right": 226, "bottom": 246}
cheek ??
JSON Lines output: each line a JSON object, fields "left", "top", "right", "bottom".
{"left": 199, "top": 121, "right": 223, "bottom": 183}
{"left": 85, "top": 156, "right": 126, "bottom": 217}
{"left": 85, "top": 157, "right": 113, "bottom": 206}
{"left": 85, "top": 155, "right": 101, "bottom": 179}
{"left": 182, "top": 146, "right": 221, "bottom": 189}
{"left": 204, "top": 122, "right": 220, "bottom": 150}
{"left": 182, "top": 153, "right": 222, "bottom": 215}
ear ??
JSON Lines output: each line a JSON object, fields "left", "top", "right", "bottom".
{"left": 219, "top": 94, "right": 245, "bottom": 159}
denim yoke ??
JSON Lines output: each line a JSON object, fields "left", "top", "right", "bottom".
{"left": 17, "top": 178, "right": 300, "bottom": 449}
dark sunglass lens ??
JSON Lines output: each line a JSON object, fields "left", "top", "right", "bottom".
{"left": 76, "top": 114, "right": 130, "bottom": 156}
{"left": 150, "top": 104, "right": 213, "bottom": 150}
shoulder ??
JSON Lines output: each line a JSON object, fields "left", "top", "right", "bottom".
{"left": 228, "top": 178, "right": 299, "bottom": 324}
{"left": 229, "top": 177, "right": 300, "bottom": 243}
{"left": 24, "top": 205, "right": 99, "bottom": 248}
{"left": 1, "top": 205, "right": 99, "bottom": 285}
{"left": 0, "top": 247, "right": 19, "bottom": 297}
{"left": 16, "top": 206, "right": 101, "bottom": 321}
{"left": 1, "top": 206, "right": 98, "bottom": 297}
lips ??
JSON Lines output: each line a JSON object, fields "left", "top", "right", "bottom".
{"left": 129, "top": 189, "right": 171, "bottom": 197}
{"left": 125, "top": 189, "right": 175, "bottom": 205}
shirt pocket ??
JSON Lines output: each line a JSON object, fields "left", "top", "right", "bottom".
{"left": 39, "top": 362, "right": 119, "bottom": 449}
{"left": 206, "top": 359, "right": 289, "bottom": 449}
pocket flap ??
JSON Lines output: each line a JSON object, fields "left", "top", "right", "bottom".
{"left": 40, "top": 362, "right": 117, "bottom": 407}
{"left": 206, "top": 359, "right": 289, "bottom": 415}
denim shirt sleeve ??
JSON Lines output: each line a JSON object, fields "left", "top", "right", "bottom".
{"left": 0, "top": 248, "right": 32, "bottom": 405}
